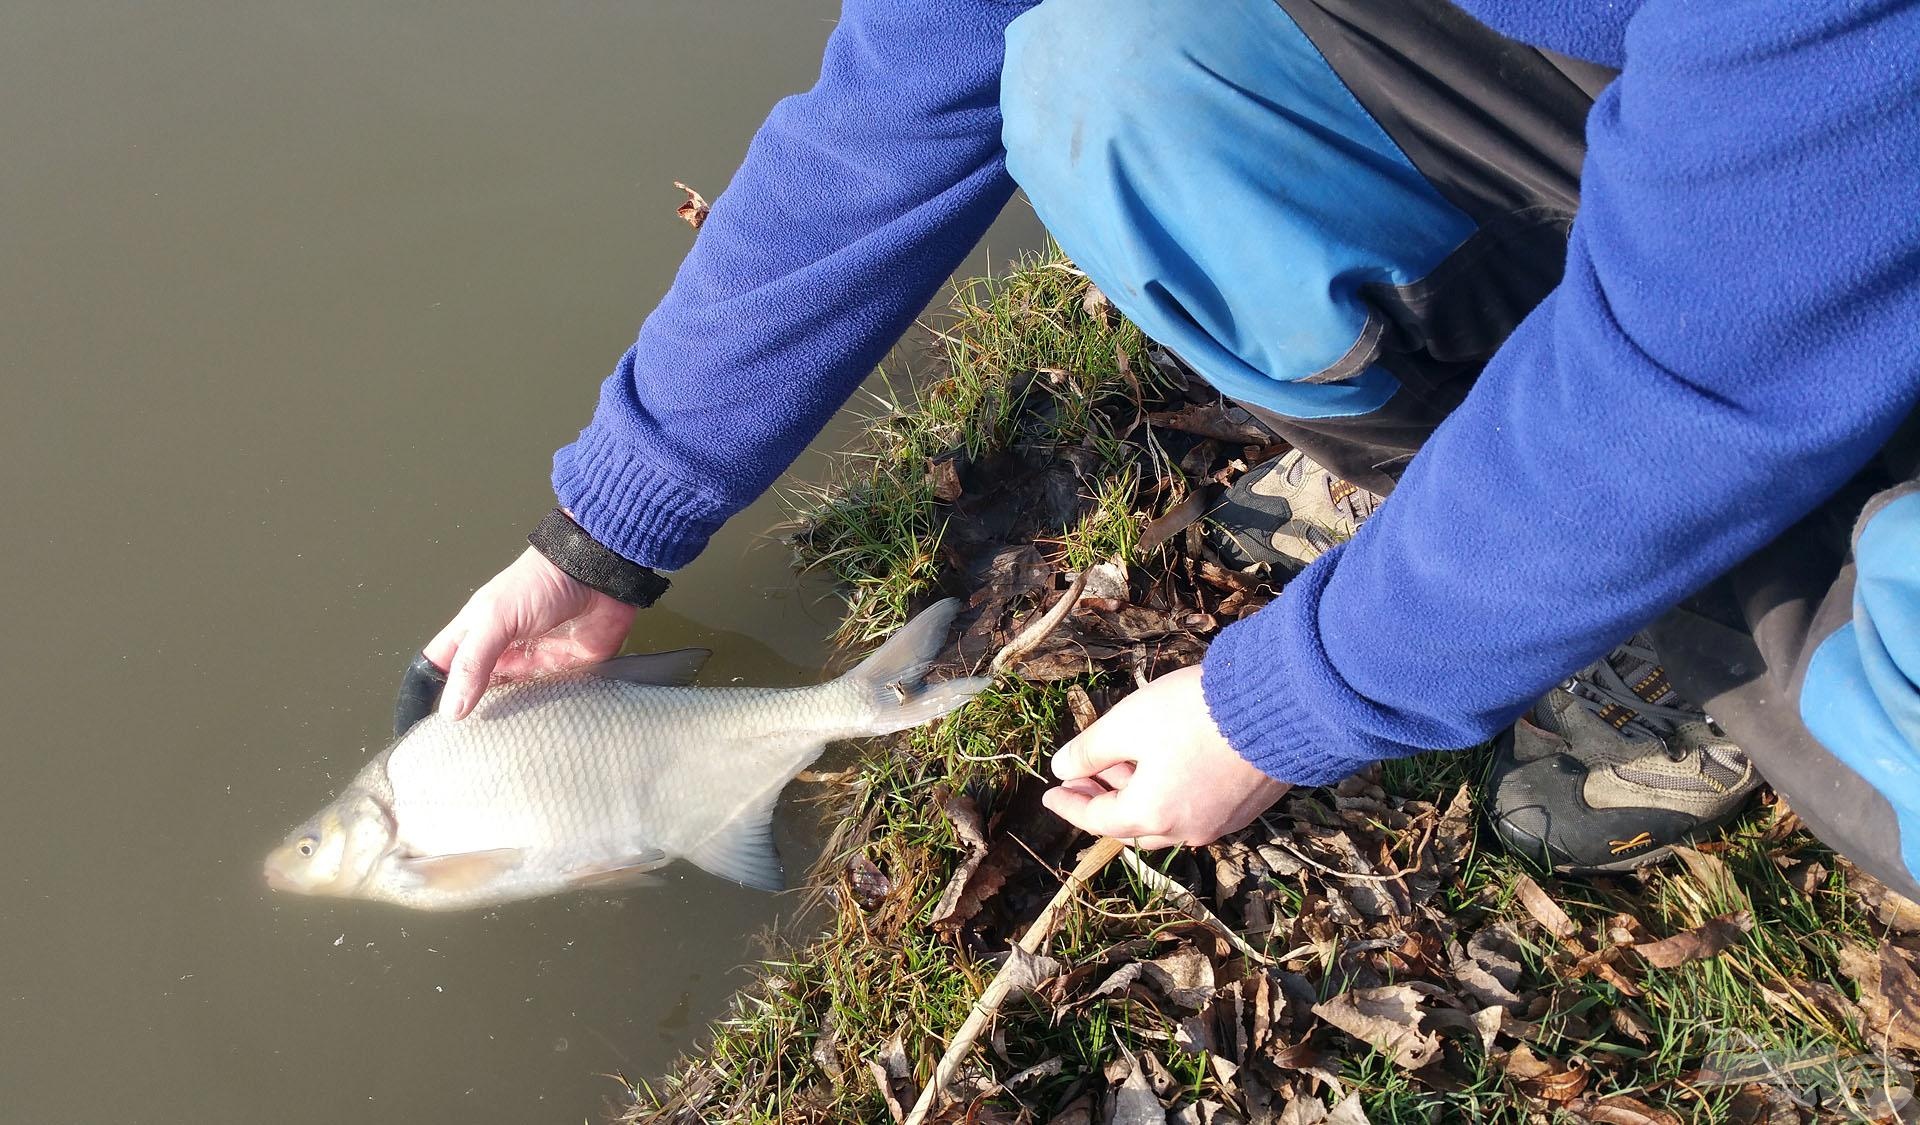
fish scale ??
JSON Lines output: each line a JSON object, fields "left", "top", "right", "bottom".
{"left": 264, "top": 599, "right": 990, "bottom": 910}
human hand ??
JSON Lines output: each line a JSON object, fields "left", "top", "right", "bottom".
{"left": 423, "top": 545, "right": 638, "bottom": 720}
{"left": 1041, "top": 664, "right": 1290, "bottom": 849}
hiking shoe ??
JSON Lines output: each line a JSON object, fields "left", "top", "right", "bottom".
{"left": 1489, "top": 634, "right": 1763, "bottom": 872}
{"left": 1210, "top": 449, "right": 1384, "bottom": 573}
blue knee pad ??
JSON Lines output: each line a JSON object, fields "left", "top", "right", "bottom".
{"left": 1802, "top": 485, "right": 1920, "bottom": 882}
{"left": 1001, "top": 0, "right": 1476, "bottom": 420}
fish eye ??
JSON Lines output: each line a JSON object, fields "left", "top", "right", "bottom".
{"left": 297, "top": 838, "right": 317, "bottom": 858}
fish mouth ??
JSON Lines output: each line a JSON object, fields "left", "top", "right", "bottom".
{"left": 262, "top": 859, "right": 291, "bottom": 893}
{"left": 262, "top": 850, "right": 310, "bottom": 895}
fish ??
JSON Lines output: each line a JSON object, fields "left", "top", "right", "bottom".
{"left": 264, "top": 598, "right": 989, "bottom": 910}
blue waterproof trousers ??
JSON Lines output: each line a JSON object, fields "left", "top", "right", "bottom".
{"left": 999, "top": 0, "right": 1920, "bottom": 897}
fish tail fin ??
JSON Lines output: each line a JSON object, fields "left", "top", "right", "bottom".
{"left": 842, "top": 598, "right": 991, "bottom": 735}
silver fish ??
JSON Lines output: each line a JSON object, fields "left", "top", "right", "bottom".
{"left": 264, "top": 599, "right": 988, "bottom": 909}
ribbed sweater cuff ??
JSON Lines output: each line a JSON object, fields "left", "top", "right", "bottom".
{"left": 1201, "top": 558, "right": 1387, "bottom": 788}
{"left": 551, "top": 426, "right": 733, "bottom": 572}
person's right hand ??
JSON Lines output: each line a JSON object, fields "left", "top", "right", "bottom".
{"left": 424, "top": 546, "right": 638, "bottom": 720}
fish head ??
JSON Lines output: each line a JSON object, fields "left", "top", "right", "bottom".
{"left": 264, "top": 791, "right": 396, "bottom": 898}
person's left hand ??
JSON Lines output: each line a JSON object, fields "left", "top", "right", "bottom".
{"left": 1041, "top": 664, "right": 1290, "bottom": 848}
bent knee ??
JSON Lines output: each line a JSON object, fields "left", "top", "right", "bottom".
{"left": 1002, "top": 0, "right": 1244, "bottom": 196}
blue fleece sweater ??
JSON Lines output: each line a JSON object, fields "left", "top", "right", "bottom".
{"left": 553, "top": 1, "right": 1920, "bottom": 785}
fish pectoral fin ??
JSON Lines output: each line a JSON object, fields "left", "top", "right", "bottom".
{"left": 562, "top": 849, "right": 673, "bottom": 891}
{"left": 399, "top": 848, "right": 525, "bottom": 891}
{"left": 588, "top": 649, "right": 711, "bottom": 687}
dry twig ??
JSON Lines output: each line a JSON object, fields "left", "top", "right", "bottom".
{"left": 903, "top": 836, "right": 1125, "bottom": 1125}
{"left": 989, "top": 567, "right": 1091, "bottom": 675}
{"left": 1118, "top": 845, "right": 1273, "bottom": 965}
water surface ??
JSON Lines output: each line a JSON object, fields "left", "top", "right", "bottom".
{"left": 0, "top": 3, "right": 1038, "bottom": 1121}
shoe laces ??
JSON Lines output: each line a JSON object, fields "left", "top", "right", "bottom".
{"left": 1321, "top": 472, "right": 1381, "bottom": 527}
{"left": 1563, "top": 637, "right": 1703, "bottom": 755}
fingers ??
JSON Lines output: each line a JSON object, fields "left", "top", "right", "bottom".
{"left": 1039, "top": 783, "right": 1169, "bottom": 843}
{"left": 422, "top": 618, "right": 463, "bottom": 676}
{"left": 437, "top": 611, "right": 515, "bottom": 721}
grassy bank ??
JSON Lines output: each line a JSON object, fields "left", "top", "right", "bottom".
{"left": 617, "top": 250, "right": 1920, "bottom": 1125}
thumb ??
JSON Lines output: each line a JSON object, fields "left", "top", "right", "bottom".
{"left": 1050, "top": 722, "right": 1140, "bottom": 783}
{"left": 439, "top": 615, "right": 514, "bottom": 720}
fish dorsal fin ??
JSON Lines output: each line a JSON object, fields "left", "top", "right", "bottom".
{"left": 588, "top": 649, "right": 711, "bottom": 687}
{"left": 400, "top": 848, "right": 524, "bottom": 892}
{"left": 682, "top": 789, "right": 784, "bottom": 892}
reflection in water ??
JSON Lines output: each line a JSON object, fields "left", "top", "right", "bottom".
{"left": 0, "top": 1, "right": 1040, "bottom": 1123}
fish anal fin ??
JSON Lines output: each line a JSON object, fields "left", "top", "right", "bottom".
{"left": 563, "top": 850, "right": 672, "bottom": 891}
{"left": 400, "top": 848, "right": 524, "bottom": 892}
{"left": 683, "top": 791, "right": 784, "bottom": 892}
{"left": 589, "top": 649, "right": 711, "bottom": 687}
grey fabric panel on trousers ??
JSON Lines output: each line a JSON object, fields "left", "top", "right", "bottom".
{"left": 1274, "top": 0, "right": 1596, "bottom": 221}
{"left": 1651, "top": 450, "right": 1920, "bottom": 901}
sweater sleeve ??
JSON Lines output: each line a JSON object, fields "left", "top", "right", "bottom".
{"left": 1203, "top": 0, "right": 1920, "bottom": 785}
{"left": 553, "top": 0, "right": 1034, "bottom": 569}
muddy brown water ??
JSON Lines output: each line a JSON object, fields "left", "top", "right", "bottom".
{"left": 0, "top": 3, "right": 1039, "bottom": 1121}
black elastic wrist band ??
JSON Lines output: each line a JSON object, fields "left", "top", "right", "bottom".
{"left": 527, "top": 508, "right": 671, "bottom": 608}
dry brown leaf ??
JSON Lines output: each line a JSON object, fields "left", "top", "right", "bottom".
{"left": 1840, "top": 857, "right": 1920, "bottom": 933}
{"left": 1513, "top": 875, "right": 1579, "bottom": 942}
{"left": 1610, "top": 1005, "right": 1654, "bottom": 1046}
{"left": 967, "top": 544, "right": 1052, "bottom": 613}
{"left": 995, "top": 946, "right": 1063, "bottom": 1001}
{"left": 1051, "top": 1091, "right": 1096, "bottom": 1125}
{"left": 869, "top": 1034, "right": 915, "bottom": 1124}
{"left": 1276, "top": 1098, "right": 1329, "bottom": 1125}
{"left": 1471, "top": 1006, "right": 1506, "bottom": 1054}
{"left": 1147, "top": 402, "right": 1275, "bottom": 444}
{"left": 1450, "top": 925, "right": 1526, "bottom": 1012}
{"left": 1004, "top": 1056, "right": 1063, "bottom": 1090}
{"left": 672, "top": 181, "right": 710, "bottom": 230}
{"left": 1759, "top": 977, "right": 1870, "bottom": 1039}
{"left": 1632, "top": 910, "right": 1753, "bottom": 969}
{"left": 1567, "top": 1093, "right": 1683, "bottom": 1124}
{"left": 1878, "top": 941, "right": 1920, "bottom": 1032}
{"left": 1080, "top": 560, "right": 1130, "bottom": 603}
{"left": 1065, "top": 683, "right": 1099, "bottom": 733}
{"left": 1503, "top": 1044, "right": 1591, "bottom": 1103}
{"left": 1082, "top": 283, "right": 1113, "bottom": 324}
{"left": 1785, "top": 858, "right": 1828, "bottom": 898}
{"left": 1212, "top": 841, "right": 1264, "bottom": 904}
{"left": 1837, "top": 942, "right": 1920, "bottom": 1051}
{"left": 929, "top": 789, "right": 994, "bottom": 929}
{"left": 1671, "top": 845, "right": 1753, "bottom": 913}
{"left": 1513, "top": 874, "right": 1643, "bottom": 996}
{"left": 1311, "top": 984, "right": 1442, "bottom": 1070}
{"left": 927, "top": 456, "right": 964, "bottom": 503}
{"left": 1092, "top": 947, "right": 1217, "bottom": 1012}
{"left": 1146, "top": 948, "right": 1217, "bottom": 1010}
{"left": 847, "top": 852, "right": 893, "bottom": 911}
{"left": 1108, "top": 1049, "right": 1169, "bottom": 1125}
{"left": 1722, "top": 1082, "right": 1803, "bottom": 1124}
{"left": 1138, "top": 490, "right": 1209, "bottom": 555}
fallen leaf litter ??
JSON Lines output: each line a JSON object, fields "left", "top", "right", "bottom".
{"left": 619, "top": 251, "right": 1920, "bottom": 1125}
